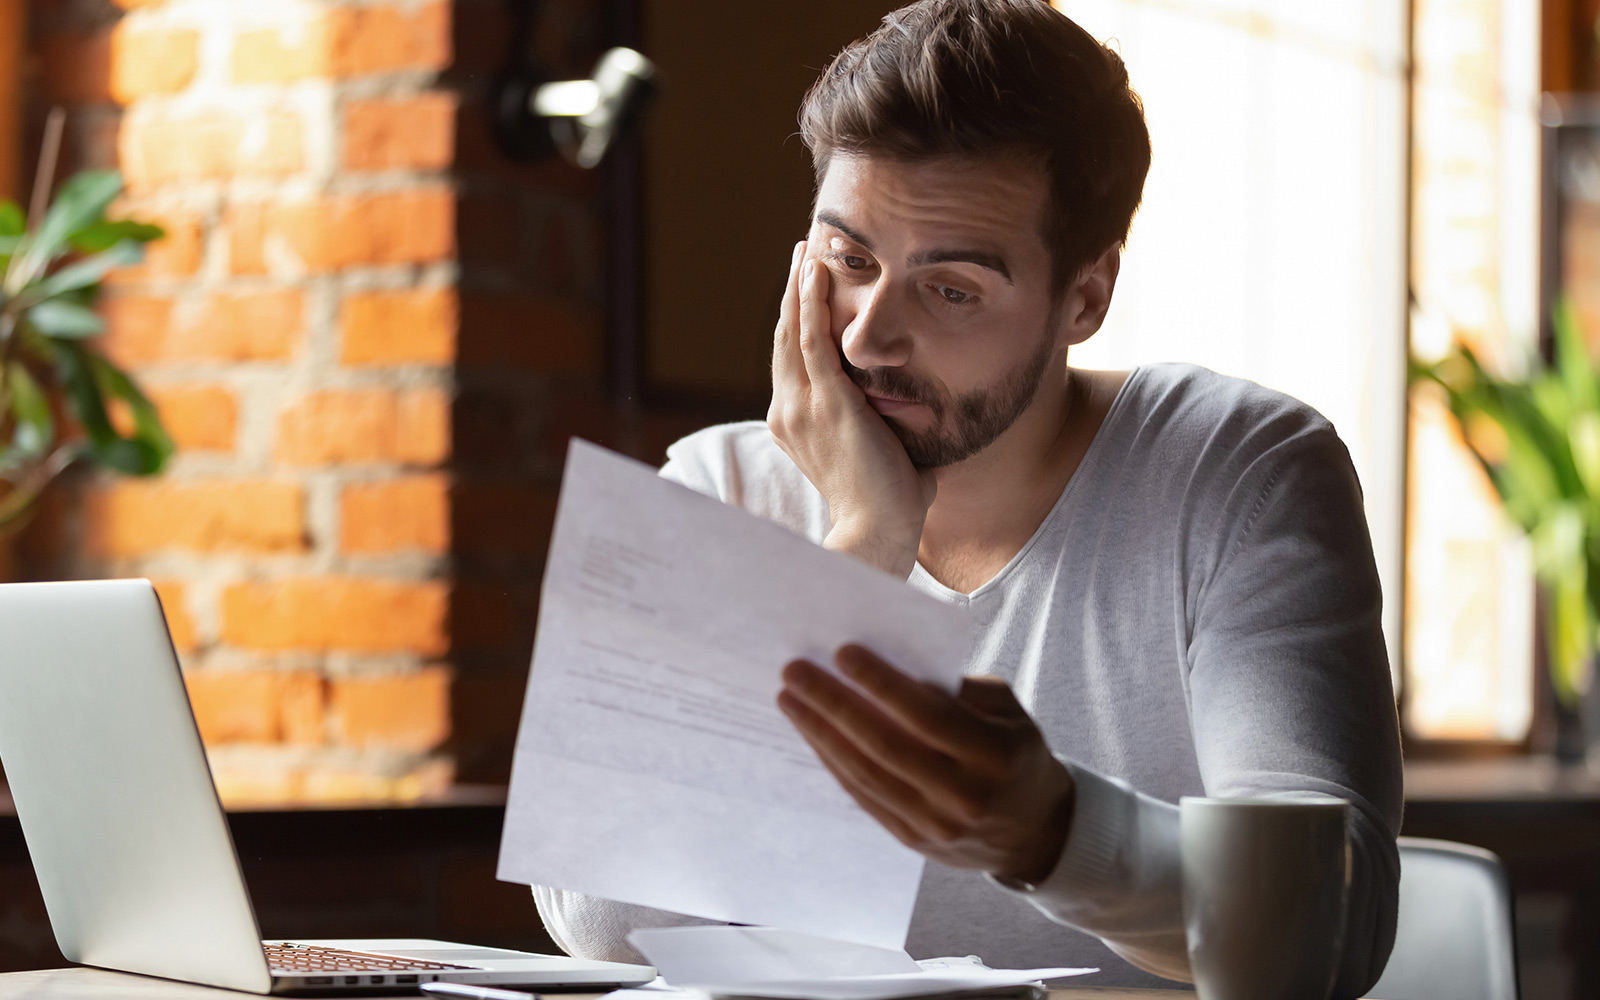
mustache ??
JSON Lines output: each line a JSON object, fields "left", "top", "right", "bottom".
{"left": 839, "top": 353, "right": 944, "bottom": 417}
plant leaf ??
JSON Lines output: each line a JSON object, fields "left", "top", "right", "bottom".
{"left": 69, "top": 219, "right": 164, "bottom": 254}
{"left": 27, "top": 240, "right": 144, "bottom": 302}
{"left": 6, "top": 364, "right": 54, "bottom": 456}
{"left": 4, "top": 170, "right": 124, "bottom": 294}
{"left": 27, "top": 299, "right": 105, "bottom": 338}
{"left": 33, "top": 170, "right": 124, "bottom": 254}
{"left": 0, "top": 200, "right": 23, "bottom": 237}
{"left": 1553, "top": 300, "right": 1600, "bottom": 419}
{"left": 58, "top": 348, "right": 172, "bottom": 476}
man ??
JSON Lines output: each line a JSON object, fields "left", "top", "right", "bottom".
{"left": 536, "top": 0, "right": 1403, "bottom": 994}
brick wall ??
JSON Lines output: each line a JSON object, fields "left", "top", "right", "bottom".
{"left": 13, "top": 0, "right": 672, "bottom": 799}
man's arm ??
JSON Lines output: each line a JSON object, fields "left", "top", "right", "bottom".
{"left": 778, "top": 427, "right": 1402, "bottom": 998}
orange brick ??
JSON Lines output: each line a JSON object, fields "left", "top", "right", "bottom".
{"left": 340, "top": 287, "right": 458, "bottom": 366}
{"left": 269, "top": 189, "right": 455, "bottom": 270}
{"left": 329, "top": 667, "right": 451, "bottom": 751}
{"left": 145, "top": 384, "right": 237, "bottom": 452}
{"left": 150, "top": 579, "right": 198, "bottom": 653}
{"left": 198, "top": 290, "right": 302, "bottom": 360}
{"left": 86, "top": 480, "right": 307, "bottom": 556}
{"left": 111, "top": 25, "right": 199, "bottom": 102}
{"left": 100, "top": 295, "right": 175, "bottom": 363}
{"left": 102, "top": 290, "right": 301, "bottom": 364}
{"left": 459, "top": 294, "right": 601, "bottom": 373}
{"left": 230, "top": 190, "right": 455, "bottom": 274}
{"left": 340, "top": 475, "right": 450, "bottom": 554}
{"left": 40, "top": 30, "right": 114, "bottom": 104}
{"left": 329, "top": 2, "right": 451, "bottom": 78}
{"left": 106, "top": 208, "right": 204, "bottom": 280}
{"left": 120, "top": 111, "right": 303, "bottom": 189}
{"left": 397, "top": 388, "right": 451, "bottom": 464}
{"left": 276, "top": 387, "right": 450, "bottom": 466}
{"left": 227, "top": 203, "right": 271, "bottom": 277}
{"left": 185, "top": 670, "right": 325, "bottom": 744}
{"left": 232, "top": 2, "right": 450, "bottom": 84}
{"left": 220, "top": 578, "right": 449, "bottom": 655}
{"left": 343, "top": 93, "right": 456, "bottom": 171}
{"left": 280, "top": 672, "right": 327, "bottom": 744}
{"left": 231, "top": 24, "right": 322, "bottom": 84}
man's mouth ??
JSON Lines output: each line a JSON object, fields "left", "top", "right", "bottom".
{"left": 864, "top": 393, "right": 921, "bottom": 416}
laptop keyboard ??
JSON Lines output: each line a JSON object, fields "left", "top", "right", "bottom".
{"left": 265, "top": 943, "right": 475, "bottom": 974}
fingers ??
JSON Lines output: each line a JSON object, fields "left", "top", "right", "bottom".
{"left": 780, "top": 659, "right": 987, "bottom": 822}
{"left": 833, "top": 645, "right": 995, "bottom": 760}
{"left": 771, "top": 241, "right": 807, "bottom": 383}
{"left": 957, "top": 675, "right": 1028, "bottom": 717}
{"left": 777, "top": 684, "right": 955, "bottom": 846}
{"left": 797, "top": 257, "right": 844, "bottom": 389}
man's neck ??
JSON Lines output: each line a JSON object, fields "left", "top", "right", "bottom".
{"left": 916, "top": 366, "right": 1125, "bottom": 592}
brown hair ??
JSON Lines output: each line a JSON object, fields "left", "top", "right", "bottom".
{"left": 799, "top": 0, "right": 1150, "bottom": 294}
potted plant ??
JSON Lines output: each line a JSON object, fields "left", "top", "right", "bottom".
{"left": 1, "top": 165, "right": 172, "bottom": 545}
{"left": 1411, "top": 304, "right": 1600, "bottom": 762}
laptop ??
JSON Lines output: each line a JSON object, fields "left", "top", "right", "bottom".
{"left": 0, "top": 578, "right": 657, "bottom": 994}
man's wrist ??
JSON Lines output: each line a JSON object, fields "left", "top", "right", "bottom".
{"left": 823, "top": 520, "right": 921, "bottom": 579}
{"left": 994, "top": 770, "right": 1077, "bottom": 890}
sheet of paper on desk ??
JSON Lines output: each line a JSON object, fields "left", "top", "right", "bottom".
{"left": 625, "top": 926, "right": 1096, "bottom": 1000}
{"left": 497, "top": 440, "right": 973, "bottom": 950}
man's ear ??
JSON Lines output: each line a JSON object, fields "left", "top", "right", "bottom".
{"left": 1059, "top": 245, "right": 1122, "bottom": 347}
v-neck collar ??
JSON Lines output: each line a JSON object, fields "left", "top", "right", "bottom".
{"left": 908, "top": 366, "right": 1144, "bottom": 603}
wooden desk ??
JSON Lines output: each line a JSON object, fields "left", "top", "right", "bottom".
{"left": 0, "top": 969, "right": 1184, "bottom": 1000}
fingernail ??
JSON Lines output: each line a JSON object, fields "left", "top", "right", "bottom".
{"left": 802, "top": 260, "right": 814, "bottom": 288}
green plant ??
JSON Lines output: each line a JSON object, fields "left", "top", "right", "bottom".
{"left": 1411, "top": 303, "right": 1600, "bottom": 704}
{"left": 0, "top": 169, "right": 172, "bottom": 539}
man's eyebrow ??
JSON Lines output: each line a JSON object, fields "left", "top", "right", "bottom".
{"left": 909, "top": 248, "right": 1012, "bottom": 283}
{"left": 813, "top": 210, "right": 1013, "bottom": 284}
{"left": 814, "top": 211, "right": 872, "bottom": 250}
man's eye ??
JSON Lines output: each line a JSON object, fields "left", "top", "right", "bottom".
{"left": 841, "top": 255, "right": 869, "bottom": 270}
{"left": 936, "top": 285, "right": 974, "bottom": 305}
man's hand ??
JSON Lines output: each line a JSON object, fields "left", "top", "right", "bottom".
{"left": 777, "top": 644, "right": 1075, "bottom": 885}
{"left": 768, "top": 242, "right": 936, "bottom": 579}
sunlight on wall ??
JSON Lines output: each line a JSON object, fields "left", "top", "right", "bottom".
{"left": 1405, "top": 0, "right": 1540, "bottom": 740}
{"left": 1057, "top": 0, "right": 1409, "bottom": 678}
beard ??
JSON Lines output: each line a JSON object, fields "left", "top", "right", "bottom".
{"left": 842, "top": 319, "right": 1059, "bottom": 470}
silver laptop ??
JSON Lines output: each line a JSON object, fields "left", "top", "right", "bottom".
{"left": 0, "top": 578, "right": 656, "bottom": 994}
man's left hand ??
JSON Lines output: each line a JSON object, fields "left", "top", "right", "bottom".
{"left": 777, "top": 645, "right": 1075, "bottom": 885}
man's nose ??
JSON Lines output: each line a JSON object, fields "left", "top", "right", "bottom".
{"left": 839, "top": 281, "right": 912, "bottom": 370}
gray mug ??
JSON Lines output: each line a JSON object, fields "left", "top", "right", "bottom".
{"left": 1180, "top": 797, "right": 1351, "bottom": 1000}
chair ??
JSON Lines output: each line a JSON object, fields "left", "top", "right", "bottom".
{"left": 1367, "top": 837, "right": 1519, "bottom": 1000}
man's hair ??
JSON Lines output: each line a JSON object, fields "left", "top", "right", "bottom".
{"left": 799, "top": 0, "right": 1151, "bottom": 295}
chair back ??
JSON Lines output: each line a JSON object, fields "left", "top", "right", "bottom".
{"left": 1367, "top": 837, "right": 1518, "bottom": 1000}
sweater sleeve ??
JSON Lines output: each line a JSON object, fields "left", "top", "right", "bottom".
{"left": 998, "top": 426, "right": 1402, "bottom": 999}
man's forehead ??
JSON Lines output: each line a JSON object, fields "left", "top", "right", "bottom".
{"left": 811, "top": 153, "right": 1050, "bottom": 255}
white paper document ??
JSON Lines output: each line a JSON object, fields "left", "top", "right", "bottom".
{"left": 625, "top": 926, "right": 1096, "bottom": 1000}
{"left": 497, "top": 441, "right": 974, "bottom": 949}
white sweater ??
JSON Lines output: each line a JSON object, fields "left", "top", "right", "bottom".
{"left": 534, "top": 363, "right": 1402, "bottom": 997}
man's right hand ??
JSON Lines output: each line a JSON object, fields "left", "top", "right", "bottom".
{"left": 767, "top": 240, "right": 936, "bottom": 579}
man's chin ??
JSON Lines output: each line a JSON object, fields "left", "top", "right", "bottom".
{"left": 886, "top": 422, "right": 968, "bottom": 471}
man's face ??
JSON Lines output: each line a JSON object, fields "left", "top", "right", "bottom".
{"left": 807, "top": 154, "right": 1067, "bottom": 469}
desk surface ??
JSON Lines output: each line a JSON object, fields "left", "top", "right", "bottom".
{"left": 0, "top": 969, "right": 1186, "bottom": 1000}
